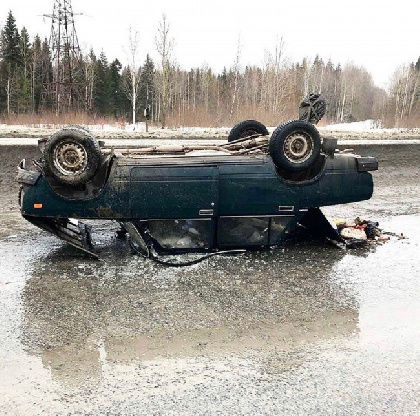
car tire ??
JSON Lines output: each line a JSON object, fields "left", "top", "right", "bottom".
{"left": 65, "top": 124, "right": 90, "bottom": 133}
{"left": 269, "top": 120, "right": 321, "bottom": 172}
{"left": 43, "top": 128, "right": 103, "bottom": 186}
{"left": 228, "top": 120, "right": 269, "bottom": 142}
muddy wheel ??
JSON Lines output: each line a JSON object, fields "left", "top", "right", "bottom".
{"left": 269, "top": 120, "right": 321, "bottom": 172}
{"left": 228, "top": 120, "right": 269, "bottom": 142}
{"left": 43, "top": 128, "right": 102, "bottom": 186}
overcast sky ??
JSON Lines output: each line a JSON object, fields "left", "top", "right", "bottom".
{"left": 1, "top": 0, "right": 418, "bottom": 89}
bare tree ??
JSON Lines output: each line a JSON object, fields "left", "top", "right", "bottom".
{"left": 122, "top": 27, "right": 141, "bottom": 128}
{"left": 84, "top": 51, "right": 96, "bottom": 112}
{"left": 155, "top": 14, "right": 174, "bottom": 128}
{"left": 230, "top": 35, "right": 242, "bottom": 120}
{"left": 4, "top": 64, "right": 15, "bottom": 115}
{"left": 390, "top": 64, "right": 419, "bottom": 125}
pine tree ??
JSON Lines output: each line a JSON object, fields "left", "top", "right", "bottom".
{"left": 0, "top": 11, "right": 22, "bottom": 113}
{"left": 94, "top": 51, "right": 110, "bottom": 115}
{"left": 108, "top": 59, "right": 124, "bottom": 118}
{"left": 1, "top": 11, "right": 22, "bottom": 68}
{"left": 19, "top": 27, "right": 30, "bottom": 76}
{"left": 16, "top": 27, "right": 31, "bottom": 112}
{"left": 139, "top": 54, "right": 155, "bottom": 120}
{"left": 40, "top": 38, "right": 53, "bottom": 111}
{"left": 31, "top": 35, "right": 43, "bottom": 112}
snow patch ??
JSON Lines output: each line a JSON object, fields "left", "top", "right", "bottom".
{"left": 323, "top": 120, "right": 382, "bottom": 131}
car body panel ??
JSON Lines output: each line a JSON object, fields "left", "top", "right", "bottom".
{"left": 21, "top": 154, "right": 374, "bottom": 219}
{"left": 130, "top": 166, "right": 219, "bottom": 219}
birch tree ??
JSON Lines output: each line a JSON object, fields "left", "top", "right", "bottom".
{"left": 155, "top": 14, "right": 174, "bottom": 128}
{"left": 84, "top": 50, "right": 96, "bottom": 112}
{"left": 229, "top": 35, "right": 242, "bottom": 120}
{"left": 390, "top": 64, "right": 419, "bottom": 124}
{"left": 122, "top": 27, "right": 141, "bottom": 128}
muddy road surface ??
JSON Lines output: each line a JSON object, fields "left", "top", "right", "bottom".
{"left": 0, "top": 143, "right": 419, "bottom": 415}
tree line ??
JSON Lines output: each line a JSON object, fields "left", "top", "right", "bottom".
{"left": 0, "top": 10, "right": 419, "bottom": 127}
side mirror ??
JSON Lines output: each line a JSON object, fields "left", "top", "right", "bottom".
{"left": 38, "top": 138, "right": 48, "bottom": 154}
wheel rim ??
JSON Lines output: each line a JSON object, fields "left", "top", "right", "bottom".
{"left": 53, "top": 141, "right": 88, "bottom": 176}
{"left": 283, "top": 131, "right": 314, "bottom": 164}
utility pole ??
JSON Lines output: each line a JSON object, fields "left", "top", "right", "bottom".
{"left": 43, "top": 0, "right": 83, "bottom": 115}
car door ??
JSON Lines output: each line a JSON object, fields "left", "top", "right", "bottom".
{"left": 130, "top": 165, "right": 219, "bottom": 220}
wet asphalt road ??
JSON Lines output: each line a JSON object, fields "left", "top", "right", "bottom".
{"left": 0, "top": 143, "right": 419, "bottom": 415}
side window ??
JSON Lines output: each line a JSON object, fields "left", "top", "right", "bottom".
{"left": 147, "top": 219, "right": 212, "bottom": 249}
{"left": 218, "top": 217, "right": 269, "bottom": 247}
{"left": 270, "top": 216, "right": 295, "bottom": 245}
{"left": 217, "top": 216, "right": 296, "bottom": 247}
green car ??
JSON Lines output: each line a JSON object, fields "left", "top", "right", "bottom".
{"left": 17, "top": 119, "right": 377, "bottom": 261}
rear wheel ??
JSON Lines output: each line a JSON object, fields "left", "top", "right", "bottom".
{"left": 65, "top": 124, "right": 90, "bottom": 133}
{"left": 43, "top": 128, "right": 102, "bottom": 186}
{"left": 269, "top": 120, "right": 321, "bottom": 172}
{"left": 228, "top": 120, "right": 269, "bottom": 142}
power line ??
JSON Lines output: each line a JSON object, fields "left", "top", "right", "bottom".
{"left": 43, "top": 0, "right": 83, "bottom": 114}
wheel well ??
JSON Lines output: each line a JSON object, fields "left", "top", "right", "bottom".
{"left": 273, "top": 154, "right": 327, "bottom": 183}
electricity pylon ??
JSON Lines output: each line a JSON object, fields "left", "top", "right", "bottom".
{"left": 43, "top": 0, "right": 83, "bottom": 114}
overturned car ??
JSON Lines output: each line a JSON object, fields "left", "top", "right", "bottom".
{"left": 17, "top": 103, "right": 378, "bottom": 262}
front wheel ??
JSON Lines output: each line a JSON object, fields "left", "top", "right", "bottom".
{"left": 43, "top": 128, "right": 103, "bottom": 187}
{"left": 269, "top": 120, "right": 321, "bottom": 172}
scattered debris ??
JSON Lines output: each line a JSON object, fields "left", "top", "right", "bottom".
{"left": 333, "top": 217, "right": 407, "bottom": 248}
{"left": 340, "top": 227, "right": 368, "bottom": 241}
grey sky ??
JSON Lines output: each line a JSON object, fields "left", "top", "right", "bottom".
{"left": 1, "top": 0, "right": 418, "bottom": 89}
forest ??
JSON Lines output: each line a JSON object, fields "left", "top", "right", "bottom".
{"left": 0, "top": 10, "right": 419, "bottom": 128}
